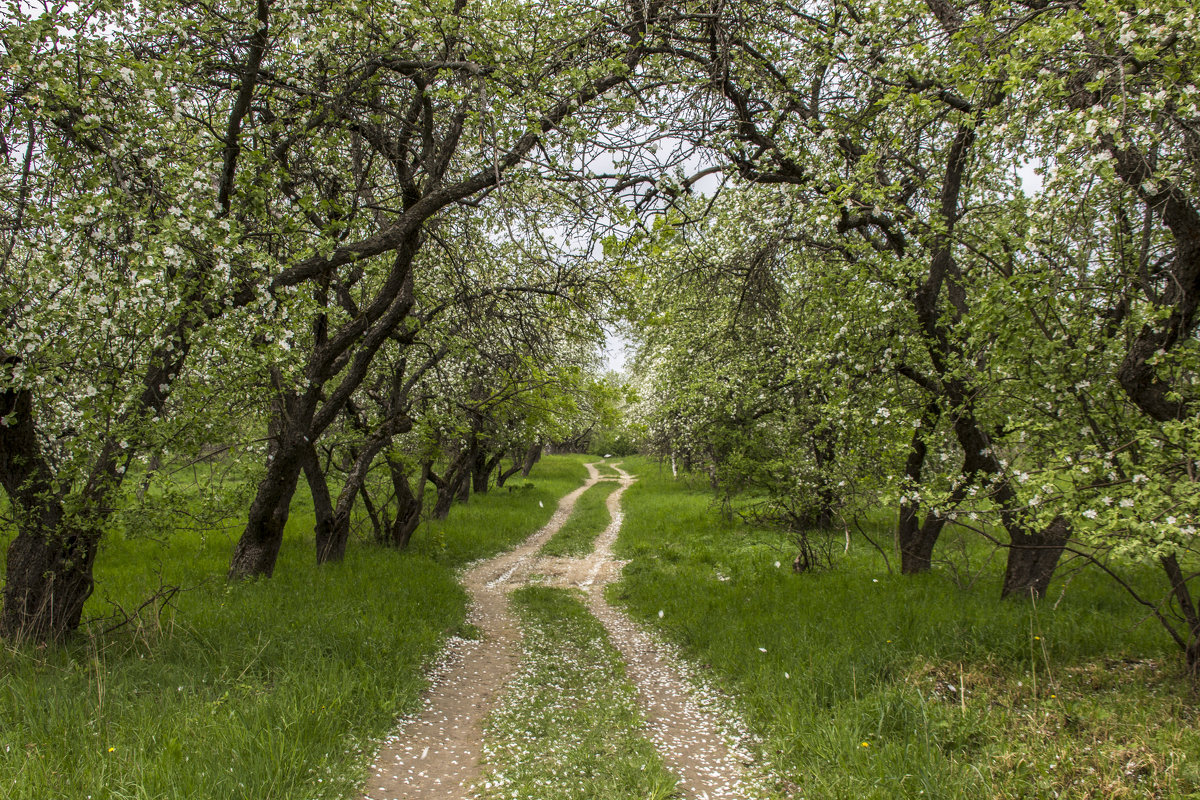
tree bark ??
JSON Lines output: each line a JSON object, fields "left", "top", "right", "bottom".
{"left": 359, "top": 481, "right": 385, "bottom": 543}
{"left": 900, "top": 515, "right": 949, "bottom": 574}
{"left": 429, "top": 446, "right": 473, "bottom": 520}
{"left": 496, "top": 453, "right": 523, "bottom": 487}
{"left": 1, "top": 516, "right": 100, "bottom": 643}
{"left": 302, "top": 444, "right": 337, "bottom": 563}
{"left": 809, "top": 428, "right": 837, "bottom": 529}
{"left": 228, "top": 393, "right": 309, "bottom": 580}
{"left": 470, "top": 440, "right": 492, "bottom": 494}
{"left": 317, "top": 412, "right": 412, "bottom": 564}
{"left": 228, "top": 438, "right": 301, "bottom": 579}
{"left": 387, "top": 459, "right": 429, "bottom": 549}
{"left": 1161, "top": 554, "right": 1200, "bottom": 675}
{"left": 1, "top": 365, "right": 104, "bottom": 640}
{"left": 472, "top": 449, "right": 503, "bottom": 494}
{"left": 1000, "top": 516, "right": 1071, "bottom": 599}
{"left": 520, "top": 441, "right": 543, "bottom": 477}
{"left": 229, "top": 243, "right": 420, "bottom": 579}
{"left": 896, "top": 400, "right": 941, "bottom": 573}
{"left": 454, "top": 463, "right": 471, "bottom": 504}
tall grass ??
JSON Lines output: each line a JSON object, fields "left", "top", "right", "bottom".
{"left": 611, "top": 456, "right": 1200, "bottom": 799}
{"left": 0, "top": 455, "right": 589, "bottom": 800}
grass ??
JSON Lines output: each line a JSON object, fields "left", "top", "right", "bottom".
{"left": 7, "top": 450, "right": 1197, "bottom": 799}
{"left": 0, "top": 454, "right": 591, "bottom": 800}
{"left": 593, "top": 461, "right": 621, "bottom": 478}
{"left": 610, "top": 456, "right": 1200, "bottom": 800}
{"left": 538, "top": 479, "right": 619, "bottom": 558}
{"left": 473, "top": 585, "right": 677, "bottom": 800}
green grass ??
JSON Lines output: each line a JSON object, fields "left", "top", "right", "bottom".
{"left": 406, "top": 454, "right": 591, "bottom": 567}
{"left": 594, "top": 461, "right": 621, "bottom": 478}
{"left": 476, "top": 585, "right": 677, "bottom": 800}
{"left": 610, "top": 456, "right": 1200, "bottom": 800}
{"left": 0, "top": 454, "right": 590, "bottom": 800}
{"left": 538, "top": 479, "right": 619, "bottom": 558}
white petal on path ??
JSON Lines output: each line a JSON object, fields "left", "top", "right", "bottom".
{"left": 357, "top": 459, "right": 778, "bottom": 799}
{"left": 581, "top": 463, "right": 776, "bottom": 800}
{"left": 356, "top": 463, "right": 603, "bottom": 800}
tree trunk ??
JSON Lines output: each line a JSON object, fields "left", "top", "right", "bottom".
{"left": 2, "top": 302, "right": 196, "bottom": 640}
{"left": 319, "top": 436, "right": 394, "bottom": 564}
{"left": 0, "top": 378, "right": 101, "bottom": 641}
{"left": 317, "top": 409, "right": 413, "bottom": 563}
{"left": 471, "top": 444, "right": 491, "bottom": 494}
{"left": 2, "top": 513, "right": 100, "bottom": 643}
{"left": 473, "top": 450, "right": 503, "bottom": 494}
{"left": 496, "top": 454, "right": 523, "bottom": 487}
{"left": 229, "top": 238, "right": 421, "bottom": 580}
{"left": 387, "top": 459, "right": 428, "bottom": 549}
{"left": 429, "top": 447, "right": 472, "bottom": 520}
{"left": 520, "top": 441, "right": 543, "bottom": 477}
{"left": 228, "top": 466, "right": 298, "bottom": 580}
{"left": 431, "top": 480, "right": 454, "bottom": 519}
{"left": 949, "top": 404, "right": 1070, "bottom": 600}
{"left": 454, "top": 465, "right": 471, "bottom": 504}
{"left": 302, "top": 444, "right": 337, "bottom": 563}
{"left": 896, "top": 400, "right": 941, "bottom": 573}
{"left": 359, "top": 482, "right": 385, "bottom": 543}
{"left": 228, "top": 404, "right": 305, "bottom": 580}
{"left": 899, "top": 513, "right": 948, "bottom": 574}
{"left": 1001, "top": 516, "right": 1071, "bottom": 599}
{"left": 1161, "top": 554, "right": 1200, "bottom": 676}
{"left": 316, "top": 508, "right": 352, "bottom": 564}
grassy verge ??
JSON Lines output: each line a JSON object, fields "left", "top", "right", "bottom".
{"left": 538, "top": 480, "right": 619, "bottom": 558}
{"left": 474, "top": 585, "right": 677, "bottom": 800}
{"left": 610, "top": 456, "right": 1200, "bottom": 800}
{"left": 0, "top": 455, "right": 589, "bottom": 800}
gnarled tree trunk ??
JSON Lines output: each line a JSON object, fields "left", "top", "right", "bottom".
{"left": 1001, "top": 516, "right": 1071, "bottom": 599}
{"left": 386, "top": 459, "right": 429, "bottom": 549}
{"left": 1, "top": 366, "right": 117, "bottom": 641}
{"left": 429, "top": 446, "right": 473, "bottom": 520}
{"left": 520, "top": 441, "right": 543, "bottom": 477}
{"left": 229, "top": 247, "right": 420, "bottom": 580}
{"left": 899, "top": 513, "right": 949, "bottom": 575}
{"left": 316, "top": 413, "right": 412, "bottom": 564}
{"left": 303, "top": 444, "right": 337, "bottom": 564}
{"left": 496, "top": 452, "right": 523, "bottom": 487}
{"left": 228, "top": 397, "right": 309, "bottom": 580}
{"left": 896, "top": 400, "right": 942, "bottom": 573}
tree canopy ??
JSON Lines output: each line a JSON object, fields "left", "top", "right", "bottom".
{"left": 2, "top": 0, "right": 1200, "bottom": 671}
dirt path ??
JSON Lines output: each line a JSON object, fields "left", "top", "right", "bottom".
{"left": 569, "top": 464, "right": 769, "bottom": 800}
{"left": 360, "top": 464, "right": 602, "bottom": 800}
{"left": 361, "top": 461, "right": 770, "bottom": 800}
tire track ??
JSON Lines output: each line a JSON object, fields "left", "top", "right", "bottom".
{"left": 359, "top": 463, "right": 602, "bottom": 800}
{"left": 578, "top": 463, "right": 774, "bottom": 800}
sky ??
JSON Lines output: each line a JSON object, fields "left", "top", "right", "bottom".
{"left": 602, "top": 326, "right": 629, "bottom": 373}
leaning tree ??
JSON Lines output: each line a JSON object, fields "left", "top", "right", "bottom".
{"left": 224, "top": 0, "right": 671, "bottom": 580}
